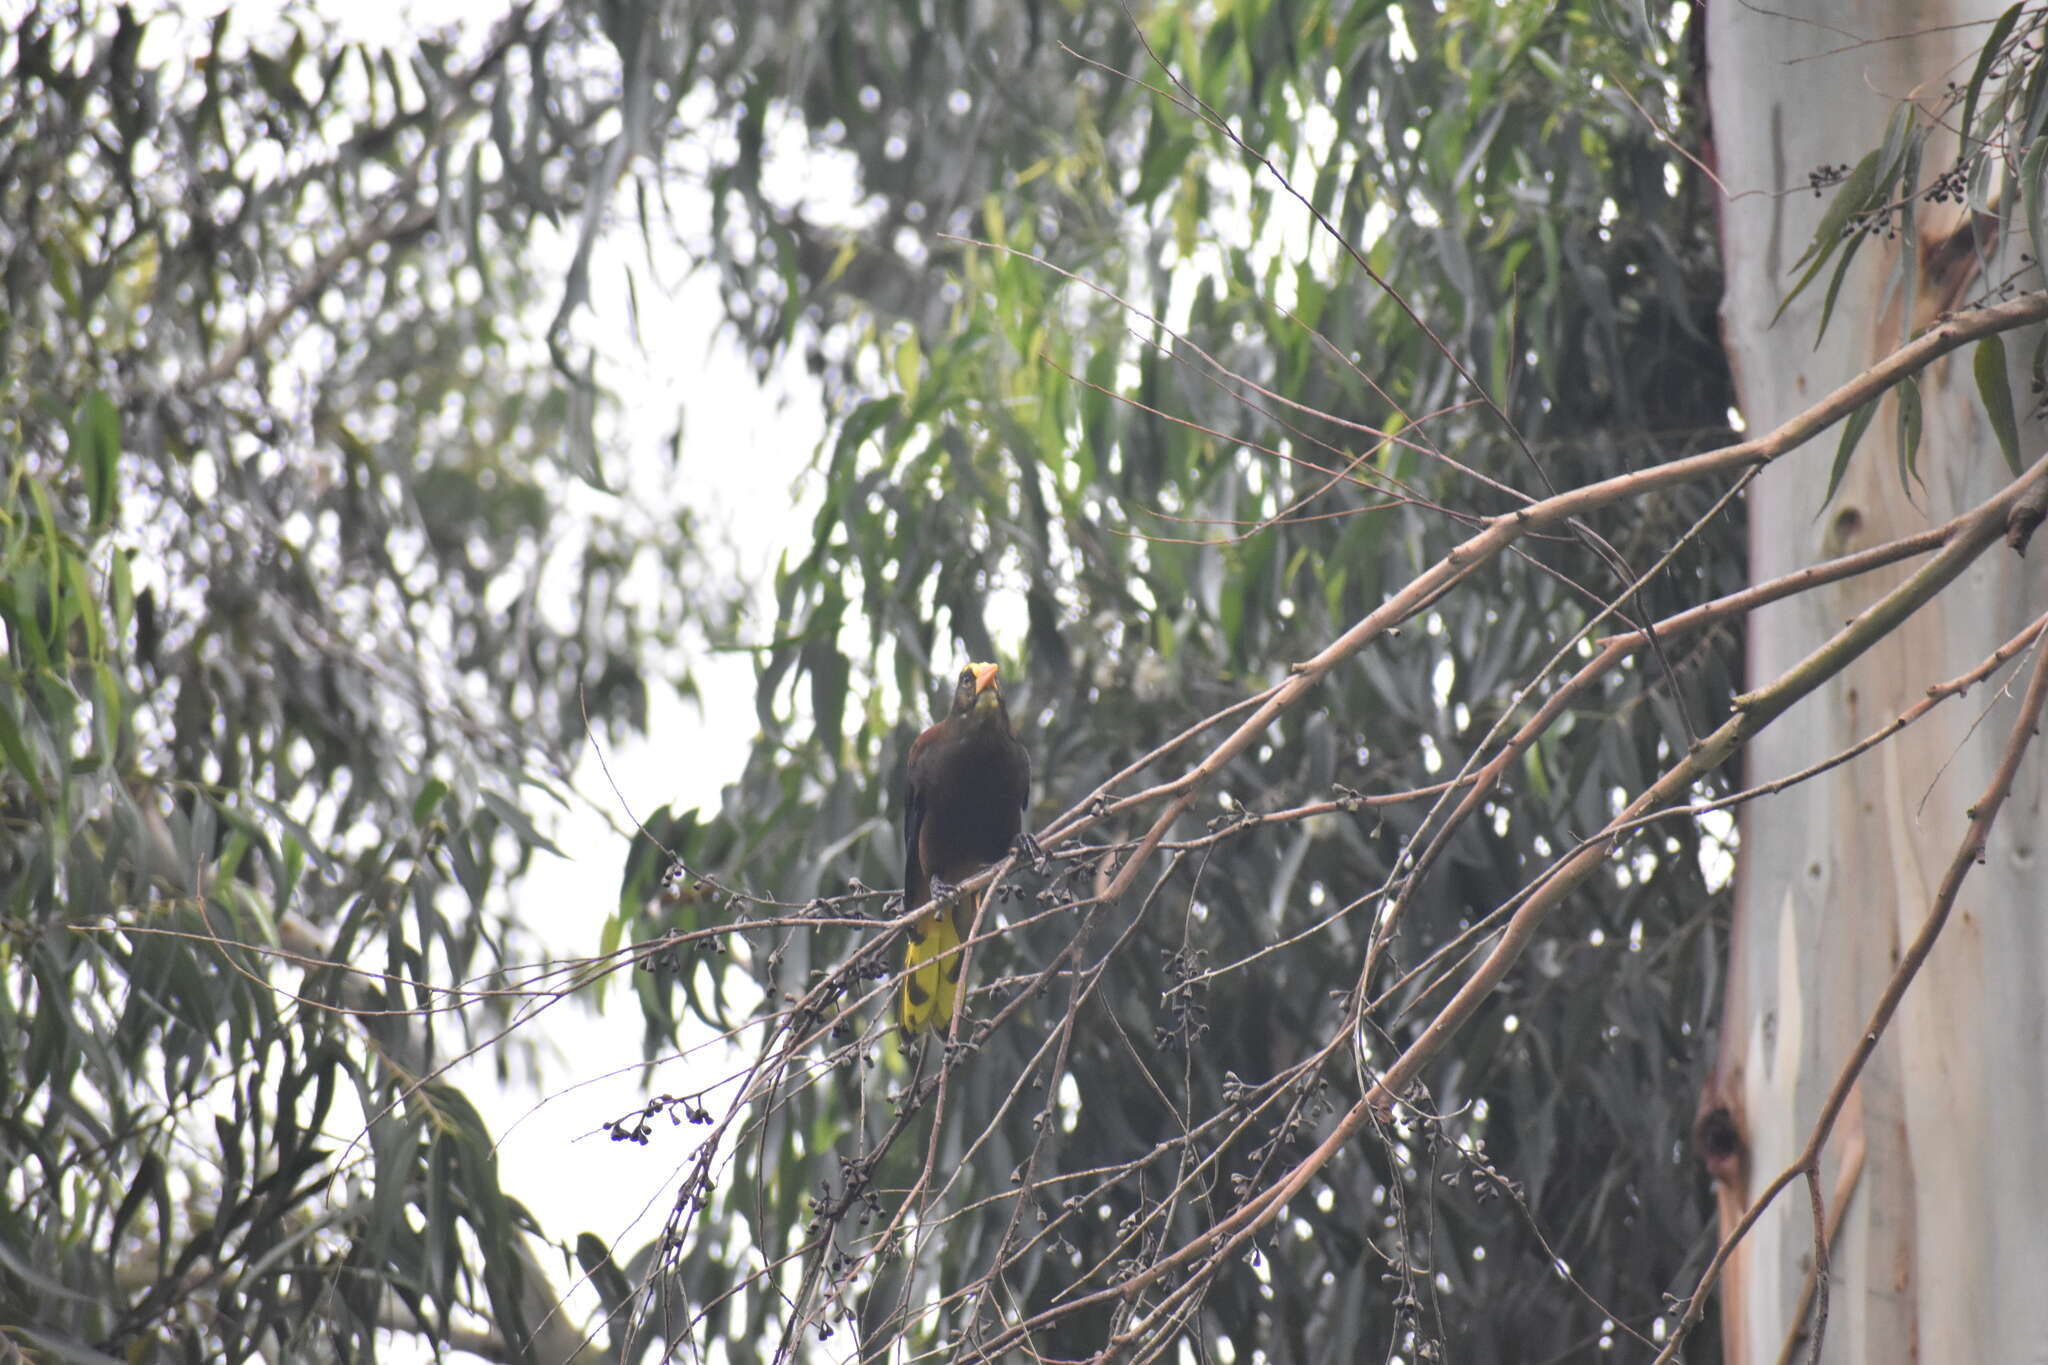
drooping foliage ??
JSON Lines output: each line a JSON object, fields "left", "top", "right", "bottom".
{"left": 4, "top": 0, "right": 1770, "bottom": 1360}
{"left": 618, "top": 3, "right": 1742, "bottom": 1362}
{"left": 0, "top": 4, "right": 714, "bottom": 1357}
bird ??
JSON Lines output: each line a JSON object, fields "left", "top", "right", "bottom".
{"left": 899, "top": 661, "right": 1031, "bottom": 1033}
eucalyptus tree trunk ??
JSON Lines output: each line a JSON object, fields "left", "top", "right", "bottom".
{"left": 1704, "top": 5, "right": 2048, "bottom": 1362}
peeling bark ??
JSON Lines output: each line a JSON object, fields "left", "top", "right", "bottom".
{"left": 1706, "top": 6, "right": 2048, "bottom": 1363}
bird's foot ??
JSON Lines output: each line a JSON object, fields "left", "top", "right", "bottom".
{"left": 928, "top": 875, "right": 958, "bottom": 906}
{"left": 1013, "top": 832, "right": 1049, "bottom": 873}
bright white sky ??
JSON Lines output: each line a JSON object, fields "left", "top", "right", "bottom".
{"left": 464, "top": 253, "right": 823, "bottom": 1334}
{"left": 459, "top": 113, "right": 835, "bottom": 1365}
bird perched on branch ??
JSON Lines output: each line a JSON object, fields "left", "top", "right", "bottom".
{"left": 900, "top": 661, "right": 1031, "bottom": 1033}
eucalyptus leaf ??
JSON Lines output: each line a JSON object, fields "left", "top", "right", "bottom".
{"left": 1976, "top": 335, "right": 2024, "bottom": 474}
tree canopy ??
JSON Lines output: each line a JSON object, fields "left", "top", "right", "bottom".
{"left": 642, "top": 3, "right": 1736, "bottom": 1359}
{"left": 12, "top": 0, "right": 2047, "bottom": 1361}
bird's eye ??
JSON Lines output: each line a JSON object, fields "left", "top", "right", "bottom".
{"left": 959, "top": 669, "right": 973, "bottom": 686}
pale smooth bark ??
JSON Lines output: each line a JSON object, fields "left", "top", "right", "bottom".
{"left": 1706, "top": 6, "right": 2048, "bottom": 1364}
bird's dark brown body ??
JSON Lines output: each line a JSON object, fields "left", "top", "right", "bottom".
{"left": 900, "top": 662, "right": 1030, "bottom": 1032}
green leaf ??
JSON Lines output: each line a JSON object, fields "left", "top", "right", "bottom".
{"left": 1797, "top": 104, "right": 1916, "bottom": 337}
{"left": 0, "top": 697, "right": 40, "bottom": 784}
{"left": 1896, "top": 137, "right": 1922, "bottom": 349}
{"left": 28, "top": 473, "right": 61, "bottom": 610}
{"left": 15, "top": 1329, "right": 124, "bottom": 1365}
{"left": 0, "top": 1230, "right": 97, "bottom": 1308}
{"left": 2023, "top": 134, "right": 2048, "bottom": 295}
{"left": 109, "top": 549, "right": 133, "bottom": 642}
{"left": 1785, "top": 146, "right": 1876, "bottom": 268}
{"left": 90, "top": 661, "right": 121, "bottom": 763}
{"left": 1960, "top": 5, "right": 2023, "bottom": 158}
{"left": 1813, "top": 226, "right": 1871, "bottom": 344}
{"left": 1974, "top": 335, "right": 2023, "bottom": 474}
{"left": 1219, "top": 559, "right": 1244, "bottom": 653}
{"left": 806, "top": 640, "right": 850, "bottom": 755}
{"left": 42, "top": 239, "right": 79, "bottom": 318}
{"left": 109, "top": 1151, "right": 167, "bottom": 1252}
{"left": 1522, "top": 740, "right": 1551, "bottom": 804}
{"left": 280, "top": 833, "right": 305, "bottom": 909}
{"left": 1896, "top": 378, "right": 1924, "bottom": 495}
{"left": 444, "top": 829, "right": 486, "bottom": 908}
{"left": 477, "top": 789, "right": 564, "bottom": 857}
{"left": 412, "top": 777, "right": 449, "bottom": 826}
{"left": 364, "top": 1113, "right": 424, "bottom": 1274}
{"left": 1776, "top": 150, "right": 1879, "bottom": 325}
{"left": 1872, "top": 100, "right": 1918, "bottom": 190}
{"left": 598, "top": 907, "right": 627, "bottom": 962}
{"left": 64, "top": 552, "right": 101, "bottom": 658}
{"left": 1134, "top": 129, "right": 1195, "bottom": 205}
{"left": 832, "top": 396, "right": 900, "bottom": 471}
{"left": 69, "top": 392, "right": 121, "bottom": 532}
{"left": 1819, "top": 396, "right": 1880, "bottom": 513}
{"left": 237, "top": 789, "right": 335, "bottom": 874}
{"left": 895, "top": 331, "right": 921, "bottom": 405}
{"left": 576, "top": 1232, "right": 635, "bottom": 1341}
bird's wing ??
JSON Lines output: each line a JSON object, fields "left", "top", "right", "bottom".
{"left": 902, "top": 731, "right": 933, "bottom": 910}
{"left": 1009, "top": 739, "right": 1032, "bottom": 821}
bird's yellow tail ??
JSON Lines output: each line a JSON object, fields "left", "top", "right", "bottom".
{"left": 900, "top": 892, "right": 973, "bottom": 1033}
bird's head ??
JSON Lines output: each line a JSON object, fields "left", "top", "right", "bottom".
{"left": 949, "top": 661, "right": 1009, "bottom": 725}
